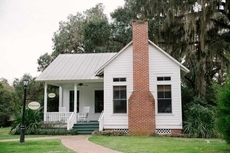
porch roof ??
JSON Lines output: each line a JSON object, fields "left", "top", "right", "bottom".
{"left": 36, "top": 53, "right": 116, "bottom": 81}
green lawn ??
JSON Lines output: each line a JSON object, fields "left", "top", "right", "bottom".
{"left": 0, "top": 127, "right": 75, "bottom": 153}
{"left": 0, "top": 140, "right": 75, "bottom": 153}
{"left": 89, "top": 136, "right": 230, "bottom": 153}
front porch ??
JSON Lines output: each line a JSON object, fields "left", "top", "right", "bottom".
{"left": 44, "top": 112, "right": 101, "bottom": 133}
{"left": 42, "top": 81, "right": 105, "bottom": 131}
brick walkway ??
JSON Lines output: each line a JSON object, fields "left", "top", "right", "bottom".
{"left": 61, "top": 135, "right": 121, "bottom": 153}
{"left": 0, "top": 135, "right": 122, "bottom": 153}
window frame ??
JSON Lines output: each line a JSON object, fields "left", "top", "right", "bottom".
{"left": 113, "top": 77, "right": 127, "bottom": 82}
{"left": 113, "top": 85, "right": 127, "bottom": 114}
{"left": 156, "top": 76, "right": 172, "bottom": 114}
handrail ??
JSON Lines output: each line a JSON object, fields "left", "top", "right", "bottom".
{"left": 67, "top": 112, "right": 76, "bottom": 130}
{"left": 98, "top": 110, "right": 104, "bottom": 131}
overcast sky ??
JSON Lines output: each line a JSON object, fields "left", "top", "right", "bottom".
{"left": 0, "top": 0, "right": 124, "bottom": 84}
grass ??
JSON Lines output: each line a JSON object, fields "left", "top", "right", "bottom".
{"left": 89, "top": 136, "right": 230, "bottom": 153}
{"left": 0, "top": 127, "right": 75, "bottom": 153}
{"left": 0, "top": 140, "right": 75, "bottom": 153}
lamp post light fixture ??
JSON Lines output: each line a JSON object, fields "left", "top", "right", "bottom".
{"left": 20, "top": 78, "right": 29, "bottom": 144}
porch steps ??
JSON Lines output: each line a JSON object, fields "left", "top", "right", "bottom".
{"left": 73, "top": 121, "right": 99, "bottom": 134}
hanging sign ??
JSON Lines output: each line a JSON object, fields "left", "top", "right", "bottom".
{"left": 48, "top": 93, "right": 56, "bottom": 98}
{"left": 28, "top": 101, "right": 40, "bottom": 110}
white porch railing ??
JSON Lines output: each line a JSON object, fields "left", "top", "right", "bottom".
{"left": 67, "top": 112, "right": 77, "bottom": 130}
{"left": 98, "top": 110, "right": 104, "bottom": 131}
{"left": 46, "top": 112, "right": 73, "bottom": 122}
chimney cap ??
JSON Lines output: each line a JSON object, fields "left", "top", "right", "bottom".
{"left": 132, "top": 19, "right": 149, "bottom": 24}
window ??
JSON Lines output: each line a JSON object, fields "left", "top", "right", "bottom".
{"left": 157, "top": 85, "right": 172, "bottom": 113}
{"left": 113, "top": 78, "right": 126, "bottom": 82}
{"left": 113, "top": 86, "right": 127, "bottom": 113}
{"left": 95, "top": 90, "right": 104, "bottom": 113}
{"left": 157, "top": 77, "right": 171, "bottom": 81}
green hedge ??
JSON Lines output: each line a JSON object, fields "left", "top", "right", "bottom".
{"left": 33, "top": 128, "right": 77, "bottom": 135}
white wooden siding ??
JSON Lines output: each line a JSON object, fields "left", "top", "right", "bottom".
{"left": 103, "top": 45, "right": 133, "bottom": 129}
{"left": 62, "top": 83, "right": 103, "bottom": 121}
{"left": 149, "top": 45, "right": 182, "bottom": 129}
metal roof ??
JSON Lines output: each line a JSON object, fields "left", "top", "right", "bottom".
{"left": 36, "top": 53, "right": 116, "bottom": 81}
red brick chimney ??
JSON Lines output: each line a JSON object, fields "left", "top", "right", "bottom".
{"left": 128, "top": 20, "right": 156, "bottom": 135}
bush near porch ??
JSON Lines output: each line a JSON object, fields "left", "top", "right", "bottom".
{"left": 10, "top": 107, "right": 77, "bottom": 135}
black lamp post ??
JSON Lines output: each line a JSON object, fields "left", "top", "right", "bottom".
{"left": 20, "top": 78, "right": 29, "bottom": 144}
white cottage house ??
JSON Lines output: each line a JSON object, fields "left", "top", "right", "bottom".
{"left": 36, "top": 20, "right": 189, "bottom": 135}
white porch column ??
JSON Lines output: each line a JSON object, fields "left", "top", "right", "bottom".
{"left": 74, "top": 83, "right": 78, "bottom": 113}
{"left": 44, "top": 82, "right": 48, "bottom": 121}
{"left": 59, "top": 86, "right": 63, "bottom": 108}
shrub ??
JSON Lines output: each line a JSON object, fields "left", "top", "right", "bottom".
{"left": 216, "top": 78, "right": 230, "bottom": 143}
{"left": 10, "top": 107, "right": 43, "bottom": 134}
{"left": 39, "top": 121, "right": 67, "bottom": 129}
{"left": 34, "top": 129, "right": 77, "bottom": 135}
{"left": 92, "top": 130, "right": 128, "bottom": 136}
{"left": 183, "top": 97, "right": 217, "bottom": 138}
{"left": 0, "top": 85, "right": 14, "bottom": 127}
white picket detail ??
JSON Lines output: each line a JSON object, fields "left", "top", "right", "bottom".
{"left": 46, "top": 112, "right": 72, "bottom": 122}
{"left": 67, "top": 112, "right": 77, "bottom": 130}
{"left": 98, "top": 110, "right": 104, "bottom": 131}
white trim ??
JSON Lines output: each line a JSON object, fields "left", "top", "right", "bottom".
{"left": 59, "top": 86, "right": 63, "bottom": 108}
{"left": 112, "top": 85, "right": 128, "bottom": 114}
{"left": 156, "top": 125, "right": 182, "bottom": 129}
{"left": 74, "top": 83, "right": 77, "bottom": 113}
{"left": 44, "top": 83, "right": 47, "bottom": 121}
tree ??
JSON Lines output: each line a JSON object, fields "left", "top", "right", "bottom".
{"left": 37, "top": 3, "right": 130, "bottom": 72}
{"left": 81, "top": 3, "right": 112, "bottom": 52}
{"left": 216, "top": 77, "right": 230, "bottom": 143}
{"left": 13, "top": 74, "right": 44, "bottom": 106}
{"left": 52, "top": 3, "right": 113, "bottom": 54}
{"left": 52, "top": 13, "right": 85, "bottom": 54}
{"left": 119, "top": 0, "right": 230, "bottom": 99}
{"left": 37, "top": 53, "right": 54, "bottom": 72}
{"left": 0, "top": 82, "right": 15, "bottom": 127}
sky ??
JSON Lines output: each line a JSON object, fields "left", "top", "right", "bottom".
{"left": 0, "top": 0, "right": 125, "bottom": 84}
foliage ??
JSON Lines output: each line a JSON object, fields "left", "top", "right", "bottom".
{"left": 37, "top": 53, "right": 54, "bottom": 72}
{"left": 52, "top": 3, "right": 112, "bottom": 54}
{"left": 92, "top": 130, "right": 128, "bottom": 136}
{"left": 34, "top": 128, "right": 77, "bottom": 135}
{"left": 52, "top": 12, "right": 84, "bottom": 55}
{"left": 13, "top": 74, "right": 44, "bottom": 106}
{"left": 39, "top": 121, "right": 66, "bottom": 129}
{"left": 0, "top": 127, "right": 54, "bottom": 140}
{"left": 37, "top": 3, "right": 130, "bottom": 72}
{"left": 0, "top": 79, "right": 17, "bottom": 127}
{"left": 89, "top": 136, "right": 230, "bottom": 153}
{"left": 119, "top": 0, "right": 230, "bottom": 99}
{"left": 183, "top": 97, "right": 217, "bottom": 138}
{"left": 216, "top": 78, "right": 230, "bottom": 143}
{"left": 10, "top": 107, "right": 43, "bottom": 135}
{"left": 82, "top": 18, "right": 110, "bottom": 52}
